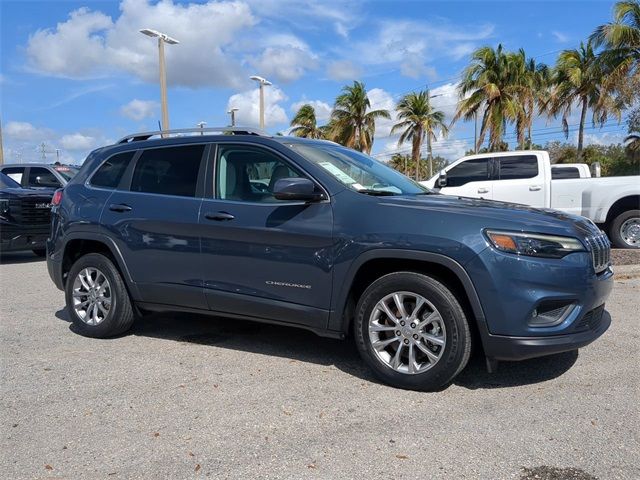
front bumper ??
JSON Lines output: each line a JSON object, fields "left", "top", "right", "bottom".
{"left": 0, "top": 222, "right": 49, "bottom": 252}
{"left": 466, "top": 247, "right": 614, "bottom": 361}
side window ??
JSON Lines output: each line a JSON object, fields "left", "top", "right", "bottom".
{"left": 216, "top": 145, "right": 302, "bottom": 202}
{"left": 91, "top": 151, "right": 136, "bottom": 188}
{"left": 130, "top": 145, "right": 204, "bottom": 197}
{"left": 1, "top": 167, "right": 25, "bottom": 184}
{"left": 497, "top": 155, "right": 539, "bottom": 180}
{"left": 446, "top": 158, "right": 490, "bottom": 187}
{"left": 552, "top": 167, "right": 580, "bottom": 179}
{"left": 28, "top": 167, "right": 61, "bottom": 187}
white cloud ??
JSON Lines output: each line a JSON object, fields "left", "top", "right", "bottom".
{"left": 552, "top": 31, "right": 569, "bottom": 43}
{"left": 429, "top": 82, "right": 460, "bottom": 120}
{"left": 290, "top": 100, "right": 332, "bottom": 122}
{"left": 120, "top": 99, "right": 159, "bottom": 121}
{"left": 327, "top": 60, "right": 363, "bottom": 82}
{"left": 431, "top": 138, "right": 469, "bottom": 160}
{"left": 4, "top": 122, "right": 53, "bottom": 141}
{"left": 367, "top": 87, "right": 398, "bottom": 138}
{"left": 352, "top": 19, "right": 494, "bottom": 79}
{"left": 59, "top": 133, "right": 96, "bottom": 151}
{"left": 247, "top": 34, "right": 318, "bottom": 83}
{"left": 26, "top": 0, "right": 257, "bottom": 87}
{"left": 227, "top": 86, "right": 288, "bottom": 127}
{"left": 583, "top": 131, "right": 626, "bottom": 146}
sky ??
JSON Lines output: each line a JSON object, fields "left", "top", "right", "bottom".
{"left": 0, "top": 0, "right": 630, "bottom": 165}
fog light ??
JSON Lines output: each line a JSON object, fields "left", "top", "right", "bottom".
{"left": 529, "top": 300, "right": 575, "bottom": 327}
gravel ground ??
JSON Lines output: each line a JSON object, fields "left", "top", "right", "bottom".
{"left": 611, "top": 249, "right": 640, "bottom": 266}
{"left": 1, "top": 252, "right": 639, "bottom": 480}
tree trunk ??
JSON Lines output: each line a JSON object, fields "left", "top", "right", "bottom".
{"left": 577, "top": 97, "right": 588, "bottom": 161}
{"left": 427, "top": 132, "right": 433, "bottom": 179}
{"left": 413, "top": 127, "right": 422, "bottom": 181}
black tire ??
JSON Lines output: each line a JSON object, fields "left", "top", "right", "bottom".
{"left": 32, "top": 248, "right": 46, "bottom": 257}
{"left": 609, "top": 209, "right": 640, "bottom": 249}
{"left": 65, "top": 253, "right": 135, "bottom": 338}
{"left": 354, "top": 272, "right": 471, "bottom": 391}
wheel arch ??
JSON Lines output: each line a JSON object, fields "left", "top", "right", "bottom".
{"left": 604, "top": 195, "right": 640, "bottom": 225}
{"left": 331, "top": 249, "right": 487, "bottom": 342}
{"left": 60, "top": 233, "right": 141, "bottom": 300}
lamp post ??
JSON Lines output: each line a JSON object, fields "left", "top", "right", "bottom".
{"left": 227, "top": 108, "right": 239, "bottom": 127}
{"left": 140, "top": 28, "right": 179, "bottom": 133}
{"left": 197, "top": 121, "right": 207, "bottom": 135}
{"left": 249, "top": 75, "right": 272, "bottom": 129}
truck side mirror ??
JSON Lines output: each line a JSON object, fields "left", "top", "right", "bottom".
{"left": 590, "top": 162, "right": 601, "bottom": 178}
{"left": 437, "top": 172, "right": 448, "bottom": 188}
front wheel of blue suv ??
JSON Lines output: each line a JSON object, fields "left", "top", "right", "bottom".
{"left": 354, "top": 272, "right": 472, "bottom": 391}
{"left": 65, "top": 253, "right": 135, "bottom": 338}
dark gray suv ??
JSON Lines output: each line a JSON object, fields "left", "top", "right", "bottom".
{"left": 47, "top": 127, "right": 613, "bottom": 390}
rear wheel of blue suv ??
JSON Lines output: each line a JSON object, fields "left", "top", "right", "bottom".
{"left": 48, "top": 127, "right": 613, "bottom": 391}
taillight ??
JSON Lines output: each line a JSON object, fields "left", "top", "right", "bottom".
{"left": 51, "top": 189, "right": 63, "bottom": 206}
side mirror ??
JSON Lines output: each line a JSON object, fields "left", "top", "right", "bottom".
{"left": 437, "top": 172, "right": 448, "bottom": 188}
{"left": 273, "top": 178, "right": 323, "bottom": 202}
{"left": 36, "top": 176, "right": 61, "bottom": 188}
{"left": 590, "top": 162, "right": 601, "bottom": 178}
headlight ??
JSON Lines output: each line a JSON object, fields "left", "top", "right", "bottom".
{"left": 485, "top": 230, "right": 585, "bottom": 258}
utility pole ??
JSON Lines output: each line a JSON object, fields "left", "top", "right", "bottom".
{"left": 474, "top": 111, "right": 478, "bottom": 154}
{"left": 227, "top": 108, "right": 238, "bottom": 127}
{"left": 140, "top": 29, "right": 179, "bottom": 134}
{"left": 0, "top": 117, "right": 4, "bottom": 165}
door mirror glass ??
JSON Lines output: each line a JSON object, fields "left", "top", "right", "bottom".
{"left": 437, "top": 172, "right": 448, "bottom": 188}
{"left": 273, "top": 178, "right": 322, "bottom": 201}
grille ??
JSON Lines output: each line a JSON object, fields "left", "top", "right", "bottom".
{"left": 574, "top": 304, "right": 605, "bottom": 332}
{"left": 8, "top": 198, "right": 52, "bottom": 226}
{"left": 584, "top": 233, "right": 611, "bottom": 274}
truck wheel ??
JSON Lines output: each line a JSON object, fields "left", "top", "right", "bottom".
{"left": 65, "top": 253, "right": 135, "bottom": 338}
{"left": 354, "top": 272, "right": 471, "bottom": 391}
{"left": 609, "top": 210, "right": 640, "bottom": 249}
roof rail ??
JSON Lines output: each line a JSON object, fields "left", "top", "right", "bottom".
{"left": 116, "top": 126, "right": 269, "bottom": 144}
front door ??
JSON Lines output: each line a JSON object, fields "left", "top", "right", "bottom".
{"left": 199, "top": 143, "right": 334, "bottom": 330}
{"left": 100, "top": 143, "right": 208, "bottom": 309}
{"left": 440, "top": 157, "right": 493, "bottom": 200}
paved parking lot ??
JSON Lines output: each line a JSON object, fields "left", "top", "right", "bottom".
{"left": 1, "top": 252, "right": 638, "bottom": 479}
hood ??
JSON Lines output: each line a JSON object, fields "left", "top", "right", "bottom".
{"left": 379, "top": 194, "right": 600, "bottom": 239}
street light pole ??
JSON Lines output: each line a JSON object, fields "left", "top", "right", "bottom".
{"left": 227, "top": 108, "right": 238, "bottom": 127}
{"left": 197, "top": 121, "right": 207, "bottom": 135}
{"left": 250, "top": 76, "right": 272, "bottom": 129}
{"left": 140, "top": 29, "right": 179, "bottom": 133}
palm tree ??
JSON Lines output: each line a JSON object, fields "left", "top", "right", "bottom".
{"left": 330, "top": 81, "right": 390, "bottom": 153}
{"left": 591, "top": 0, "right": 640, "bottom": 96}
{"left": 511, "top": 50, "right": 551, "bottom": 149}
{"left": 391, "top": 90, "right": 449, "bottom": 180}
{"left": 289, "top": 104, "right": 327, "bottom": 139}
{"left": 453, "top": 44, "right": 523, "bottom": 151}
{"left": 547, "top": 41, "right": 623, "bottom": 160}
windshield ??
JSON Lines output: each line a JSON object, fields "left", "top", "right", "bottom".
{"left": 290, "top": 143, "right": 431, "bottom": 196}
{"left": 0, "top": 172, "right": 21, "bottom": 189}
{"left": 54, "top": 165, "right": 80, "bottom": 181}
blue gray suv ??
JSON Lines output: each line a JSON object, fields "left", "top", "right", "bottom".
{"left": 47, "top": 127, "right": 613, "bottom": 391}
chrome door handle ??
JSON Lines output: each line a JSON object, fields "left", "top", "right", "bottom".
{"left": 529, "top": 185, "right": 542, "bottom": 191}
{"left": 477, "top": 188, "right": 489, "bottom": 194}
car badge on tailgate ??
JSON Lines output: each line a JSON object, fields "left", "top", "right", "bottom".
{"left": 35, "top": 203, "right": 51, "bottom": 209}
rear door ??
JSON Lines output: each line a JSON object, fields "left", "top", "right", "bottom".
{"left": 99, "top": 143, "right": 208, "bottom": 309}
{"left": 491, "top": 155, "right": 546, "bottom": 207}
{"left": 440, "top": 157, "right": 493, "bottom": 200}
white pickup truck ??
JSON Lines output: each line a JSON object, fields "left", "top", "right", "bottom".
{"left": 421, "top": 150, "right": 640, "bottom": 248}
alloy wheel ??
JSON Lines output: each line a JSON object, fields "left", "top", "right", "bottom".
{"left": 72, "top": 267, "right": 112, "bottom": 326}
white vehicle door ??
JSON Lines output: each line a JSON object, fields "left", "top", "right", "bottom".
{"left": 492, "top": 154, "right": 546, "bottom": 207}
{"left": 439, "top": 157, "right": 493, "bottom": 200}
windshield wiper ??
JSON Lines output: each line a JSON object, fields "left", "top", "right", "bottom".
{"left": 356, "top": 189, "right": 398, "bottom": 196}
{"left": 415, "top": 191, "right": 439, "bottom": 195}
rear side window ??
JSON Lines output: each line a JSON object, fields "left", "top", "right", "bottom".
{"left": 28, "top": 167, "right": 61, "bottom": 187}
{"left": 446, "top": 158, "right": 490, "bottom": 187}
{"left": 130, "top": 145, "right": 204, "bottom": 197}
{"left": 552, "top": 167, "right": 580, "bottom": 179}
{"left": 497, "top": 155, "right": 538, "bottom": 180}
{"left": 91, "top": 151, "right": 136, "bottom": 188}
{"left": 1, "top": 167, "right": 25, "bottom": 184}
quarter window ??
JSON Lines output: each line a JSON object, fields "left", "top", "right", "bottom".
{"left": 552, "top": 167, "right": 580, "bottom": 179}
{"left": 27, "top": 167, "right": 61, "bottom": 187}
{"left": 130, "top": 145, "right": 204, "bottom": 197}
{"left": 1, "top": 167, "right": 25, "bottom": 184}
{"left": 497, "top": 155, "right": 539, "bottom": 180}
{"left": 91, "top": 151, "right": 136, "bottom": 189}
{"left": 446, "top": 158, "right": 490, "bottom": 187}
{"left": 216, "top": 145, "right": 303, "bottom": 202}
